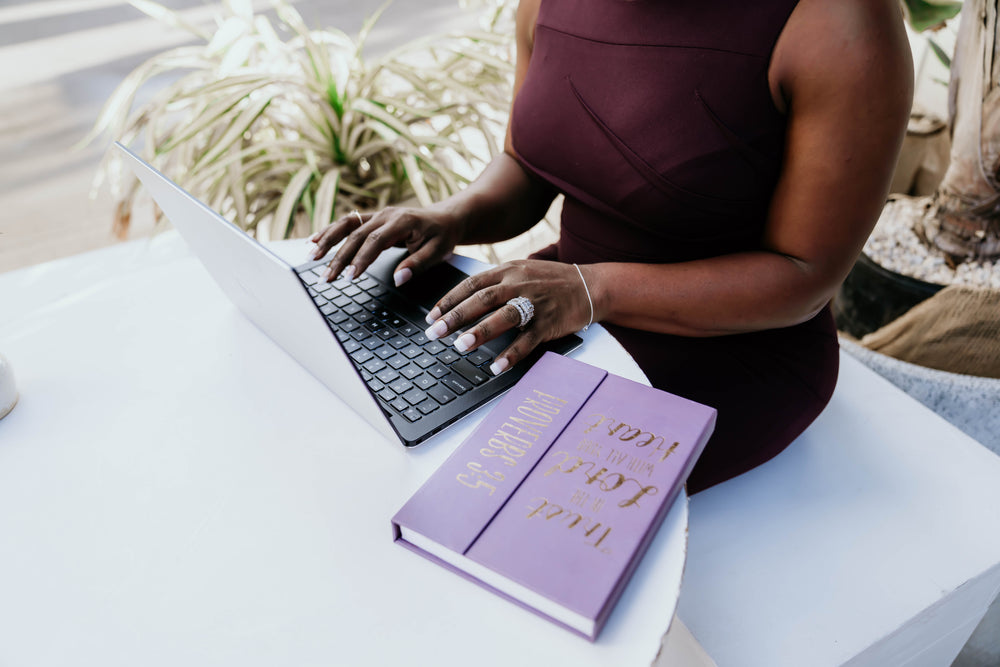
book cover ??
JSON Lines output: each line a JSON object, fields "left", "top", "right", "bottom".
{"left": 392, "top": 352, "right": 716, "bottom": 640}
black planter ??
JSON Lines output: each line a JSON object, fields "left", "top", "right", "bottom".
{"left": 833, "top": 252, "right": 945, "bottom": 339}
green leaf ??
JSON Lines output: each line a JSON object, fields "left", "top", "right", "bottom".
{"left": 902, "top": 0, "right": 962, "bottom": 32}
{"left": 927, "top": 37, "right": 952, "bottom": 69}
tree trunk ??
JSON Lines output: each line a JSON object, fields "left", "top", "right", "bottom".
{"left": 916, "top": 0, "right": 1000, "bottom": 261}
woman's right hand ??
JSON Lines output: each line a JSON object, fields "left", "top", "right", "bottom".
{"left": 308, "top": 205, "right": 465, "bottom": 286}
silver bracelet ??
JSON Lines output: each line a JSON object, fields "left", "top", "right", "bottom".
{"left": 573, "top": 263, "right": 594, "bottom": 331}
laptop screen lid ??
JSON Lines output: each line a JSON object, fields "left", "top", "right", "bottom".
{"left": 114, "top": 142, "right": 399, "bottom": 444}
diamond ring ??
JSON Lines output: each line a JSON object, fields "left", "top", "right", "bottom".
{"left": 507, "top": 296, "right": 535, "bottom": 329}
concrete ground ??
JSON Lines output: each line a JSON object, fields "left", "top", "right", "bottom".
{"left": 1, "top": 2, "right": 997, "bottom": 665}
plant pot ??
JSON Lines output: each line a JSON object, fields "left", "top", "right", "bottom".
{"left": 833, "top": 252, "right": 945, "bottom": 339}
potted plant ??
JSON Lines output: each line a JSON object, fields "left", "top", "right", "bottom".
{"left": 836, "top": 0, "right": 1000, "bottom": 345}
{"left": 86, "top": 0, "right": 515, "bottom": 248}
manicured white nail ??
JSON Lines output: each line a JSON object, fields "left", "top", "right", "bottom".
{"left": 425, "top": 320, "right": 448, "bottom": 340}
{"left": 394, "top": 268, "right": 412, "bottom": 286}
{"left": 489, "top": 357, "right": 509, "bottom": 376}
{"left": 342, "top": 265, "right": 356, "bottom": 281}
{"left": 454, "top": 333, "right": 476, "bottom": 353}
{"left": 321, "top": 267, "right": 333, "bottom": 282}
{"left": 425, "top": 307, "right": 441, "bottom": 325}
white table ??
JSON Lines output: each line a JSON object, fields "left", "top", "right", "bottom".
{"left": 0, "top": 233, "right": 687, "bottom": 666}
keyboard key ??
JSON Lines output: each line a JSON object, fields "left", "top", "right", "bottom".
{"left": 342, "top": 284, "right": 362, "bottom": 297}
{"left": 414, "top": 354, "right": 436, "bottom": 369}
{"left": 427, "top": 363, "right": 450, "bottom": 379}
{"left": 399, "top": 324, "right": 419, "bottom": 337}
{"left": 400, "top": 365, "right": 422, "bottom": 380}
{"left": 351, "top": 329, "right": 372, "bottom": 341}
{"left": 327, "top": 311, "right": 349, "bottom": 325}
{"left": 363, "top": 358, "right": 386, "bottom": 374}
{"left": 452, "top": 358, "right": 489, "bottom": 386}
{"left": 302, "top": 271, "right": 320, "bottom": 285}
{"left": 411, "top": 332, "right": 429, "bottom": 345}
{"left": 401, "top": 345, "right": 422, "bottom": 359}
{"left": 314, "top": 281, "right": 334, "bottom": 293}
{"left": 354, "top": 292, "right": 374, "bottom": 306}
{"left": 361, "top": 370, "right": 373, "bottom": 382}
{"left": 414, "top": 375, "right": 437, "bottom": 390}
{"left": 403, "top": 387, "right": 429, "bottom": 405}
{"left": 354, "top": 311, "right": 373, "bottom": 323}
{"left": 367, "top": 285, "right": 388, "bottom": 297}
{"left": 378, "top": 388, "right": 396, "bottom": 402}
{"left": 344, "top": 303, "right": 363, "bottom": 315}
{"left": 375, "top": 345, "right": 396, "bottom": 360}
{"left": 424, "top": 341, "right": 446, "bottom": 355}
{"left": 391, "top": 398, "right": 409, "bottom": 413}
{"left": 362, "top": 337, "right": 383, "bottom": 351}
{"left": 468, "top": 349, "right": 493, "bottom": 366}
{"left": 342, "top": 339, "right": 361, "bottom": 353}
{"left": 336, "top": 330, "right": 351, "bottom": 343}
{"left": 389, "top": 378, "right": 414, "bottom": 394}
{"left": 357, "top": 276, "right": 378, "bottom": 290}
{"left": 441, "top": 333, "right": 459, "bottom": 346}
{"left": 428, "top": 384, "right": 457, "bottom": 404}
{"left": 369, "top": 379, "right": 385, "bottom": 393}
{"left": 320, "top": 303, "right": 336, "bottom": 315}
{"left": 438, "top": 349, "right": 460, "bottom": 365}
{"left": 375, "top": 328, "right": 395, "bottom": 340}
{"left": 401, "top": 407, "right": 422, "bottom": 423}
{"left": 388, "top": 316, "right": 406, "bottom": 328}
{"left": 388, "top": 355, "right": 410, "bottom": 370}
{"left": 417, "top": 399, "right": 439, "bottom": 415}
{"left": 376, "top": 368, "right": 399, "bottom": 383}
{"left": 341, "top": 320, "right": 360, "bottom": 332}
{"left": 388, "top": 336, "right": 408, "bottom": 349}
{"left": 332, "top": 295, "right": 352, "bottom": 308}
{"left": 350, "top": 349, "right": 374, "bottom": 364}
{"left": 441, "top": 373, "right": 472, "bottom": 395}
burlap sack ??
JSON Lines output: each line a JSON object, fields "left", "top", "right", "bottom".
{"left": 860, "top": 285, "right": 1000, "bottom": 378}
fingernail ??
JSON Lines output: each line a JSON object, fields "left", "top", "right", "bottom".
{"left": 321, "top": 267, "right": 334, "bottom": 282}
{"left": 342, "top": 265, "right": 356, "bottom": 281}
{"left": 394, "top": 268, "right": 412, "bottom": 286}
{"left": 489, "top": 357, "right": 509, "bottom": 375}
{"left": 425, "top": 320, "right": 448, "bottom": 340}
{"left": 306, "top": 243, "right": 317, "bottom": 258}
{"left": 425, "top": 307, "right": 441, "bottom": 325}
{"left": 454, "top": 333, "right": 476, "bottom": 353}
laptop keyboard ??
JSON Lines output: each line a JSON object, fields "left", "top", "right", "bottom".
{"left": 301, "top": 267, "right": 497, "bottom": 424}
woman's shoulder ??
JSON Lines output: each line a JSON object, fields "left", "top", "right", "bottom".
{"left": 770, "top": 0, "right": 913, "bottom": 115}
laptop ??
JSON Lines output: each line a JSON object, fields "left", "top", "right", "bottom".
{"left": 115, "top": 142, "right": 582, "bottom": 446}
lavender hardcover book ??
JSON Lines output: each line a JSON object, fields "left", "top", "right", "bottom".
{"left": 391, "top": 352, "right": 716, "bottom": 640}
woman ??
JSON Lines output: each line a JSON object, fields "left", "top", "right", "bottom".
{"left": 309, "top": 0, "right": 913, "bottom": 492}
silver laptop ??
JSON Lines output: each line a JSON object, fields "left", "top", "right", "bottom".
{"left": 116, "top": 142, "right": 581, "bottom": 446}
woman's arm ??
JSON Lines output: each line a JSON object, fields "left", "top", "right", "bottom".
{"left": 425, "top": 0, "right": 913, "bottom": 371}
{"left": 311, "top": 0, "right": 550, "bottom": 282}
{"left": 584, "top": 0, "right": 914, "bottom": 336}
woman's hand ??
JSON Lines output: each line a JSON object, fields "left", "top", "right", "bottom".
{"left": 308, "top": 205, "right": 465, "bottom": 286}
{"left": 423, "top": 260, "right": 596, "bottom": 375}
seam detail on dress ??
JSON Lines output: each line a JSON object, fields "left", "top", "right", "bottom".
{"left": 537, "top": 23, "right": 767, "bottom": 59}
{"left": 566, "top": 77, "right": 758, "bottom": 208}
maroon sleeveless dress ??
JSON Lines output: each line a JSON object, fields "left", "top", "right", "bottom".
{"left": 513, "top": 0, "right": 839, "bottom": 492}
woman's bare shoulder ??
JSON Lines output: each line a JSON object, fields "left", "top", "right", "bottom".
{"left": 770, "top": 0, "right": 913, "bottom": 115}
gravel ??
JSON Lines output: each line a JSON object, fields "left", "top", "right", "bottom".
{"left": 863, "top": 197, "right": 1000, "bottom": 289}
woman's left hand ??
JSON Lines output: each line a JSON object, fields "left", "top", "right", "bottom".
{"left": 423, "top": 260, "right": 596, "bottom": 375}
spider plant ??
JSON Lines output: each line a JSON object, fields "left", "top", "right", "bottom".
{"left": 87, "top": 0, "right": 514, "bottom": 243}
